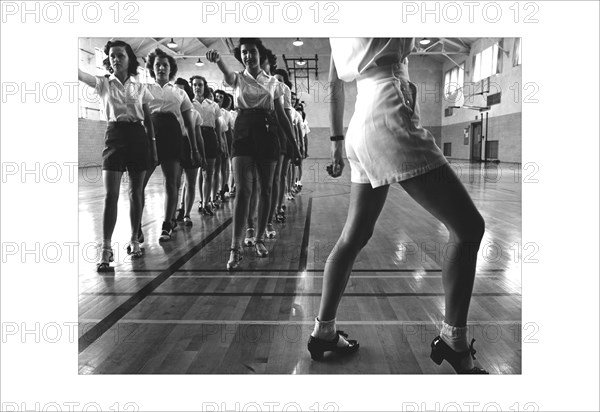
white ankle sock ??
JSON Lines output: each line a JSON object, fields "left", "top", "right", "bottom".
{"left": 440, "top": 321, "right": 474, "bottom": 370}
{"left": 311, "top": 318, "right": 349, "bottom": 348}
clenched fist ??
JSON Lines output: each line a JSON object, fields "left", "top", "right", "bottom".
{"left": 206, "top": 49, "right": 221, "bottom": 63}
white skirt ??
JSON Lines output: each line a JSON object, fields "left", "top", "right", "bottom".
{"left": 345, "top": 63, "right": 448, "bottom": 188}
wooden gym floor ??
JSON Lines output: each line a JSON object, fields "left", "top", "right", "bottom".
{"left": 78, "top": 159, "right": 521, "bottom": 374}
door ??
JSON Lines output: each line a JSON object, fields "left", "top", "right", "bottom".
{"left": 470, "top": 122, "right": 482, "bottom": 161}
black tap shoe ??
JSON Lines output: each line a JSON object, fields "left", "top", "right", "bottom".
{"left": 307, "top": 330, "right": 359, "bottom": 361}
{"left": 430, "top": 336, "right": 489, "bottom": 374}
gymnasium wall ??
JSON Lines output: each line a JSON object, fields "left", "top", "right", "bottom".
{"left": 78, "top": 38, "right": 521, "bottom": 167}
{"left": 440, "top": 38, "right": 522, "bottom": 163}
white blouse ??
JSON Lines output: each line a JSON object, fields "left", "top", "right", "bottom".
{"left": 329, "top": 38, "right": 414, "bottom": 82}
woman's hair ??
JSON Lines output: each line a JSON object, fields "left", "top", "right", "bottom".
{"left": 174, "top": 77, "right": 194, "bottom": 101}
{"left": 145, "top": 48, "right": 178, "bottom": 80}
{"left": 222, "top": 94, "right": 232, "bottom": 110}
{"left": 102, "top": 40, "right": 139, "bottom": 76}
{"left": 226, "top": 93, "right": 235, "bottom": 110}
{"left": 264, "top": 48, "right": 277, "bottom": 73}
{"left": 189, "top": 75, "right": 210, "bottom": 98}
{"left": 273, "top": 69, "right": 292, "bottom": 89}
{"left": 233, "top": 38, "right": 268, "bottom": 66}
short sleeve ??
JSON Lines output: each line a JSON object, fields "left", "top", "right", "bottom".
{"left": 94, "top": 76, "right": 107, "bottom": 95}
{"left": 273, "top": 81, "right": 284, "bottom": 99}
{"left": 193, "top": 109, "right": 203, "bottom": 127}
{"left": 219, "top": 112, "right": 229, "bottom": 132}
{"left": 214, "top": 102, "right": 221, "bottom": 118}
{"left": 180, "top": 90, "right": 193, "bottom": 113}
{"left": 141, "top": 84, "right": 153, "bottom": 104}
{"left": 282, "top": 85, "right": 292, "bottom": 109}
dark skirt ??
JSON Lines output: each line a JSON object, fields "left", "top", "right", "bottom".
{"left": 151, "top": 112, "right": 184, "bottom": 163}
{"left": 102, "top": 121, "right": 151, "bottom": 173}
{"left": 201, "top": 126, "right": 219, "bottom": 159}
{"left": 232, "top": 110, "right": 280, "bottom": 162}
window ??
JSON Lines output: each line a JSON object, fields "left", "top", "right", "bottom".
{"left": 443, "top": 142, "right": 452, "bottom": 156}
{"left": 472, "top": 42, "right": 503, "bottom": 82}
{"left": 94, "top": 47, "right": 106, "bottom": 75}
{"left": 444, "top": 63, "right": 465, "bottom": 98}
{"left": 513, "top": 38, "right": 522, "bottom": 66}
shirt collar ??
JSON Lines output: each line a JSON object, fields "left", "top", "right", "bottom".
{"left": 243, "top": 68, "right": 270, "bottom": 81}
{"left": 108, "top": 73, "right": 138, "bottom": 85}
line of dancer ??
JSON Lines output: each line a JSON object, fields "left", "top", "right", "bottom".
{"left": 79, "top": 37, "right": 487, "bottom": 374}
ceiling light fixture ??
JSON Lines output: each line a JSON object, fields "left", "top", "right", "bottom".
{"left": 293, "top": 38, "right": 303, "bottom": 47}
{"left": 167, "top": 38, "right": 178, "bottom": 48}
{"left": 296, "top": 58, "right": 306, "bottom": 66}
{"left": 419, "top": 38, "right": 431, "bottom": 46}
{"left": 195, "top": 58, "right": 204, "bottom": 67}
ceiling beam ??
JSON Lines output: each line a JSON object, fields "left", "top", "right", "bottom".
{"left": 439, "top": 37, "right": 470, "bottom": 53}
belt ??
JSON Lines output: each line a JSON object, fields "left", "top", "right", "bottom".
{"left": 237, "top": 108, "right": 273, "bottom": 115}
{"left": 108, "top": 120, "right": 143, "bottom": 125}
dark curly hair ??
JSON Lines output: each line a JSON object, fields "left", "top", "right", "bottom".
{"left": 233, "top": 38, "right": 268, "bottom": 66}
{"left": 102, "top": 40, "right": 139, "bottom": 76}
{"left": 174, "top": 77, "right": 194, "bottom": 101}
{"left": 273, "top": 69, "right": 292, "bottom": 89}
{"left": 146, "top": 48, "right": 178, "bottom": 80}
{"left": 222, "top": 94, "right": 232, "bottom": 110}
{"left": 226, "top": 93, "right": 235, "bottom": 110}
{"left": 264, "top": 48, "right": 277, "bottom": 73}
{"left": 189, "top": 75, "right": 210, "bottom": 98}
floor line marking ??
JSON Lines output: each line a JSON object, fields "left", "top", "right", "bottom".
{"left": 79, "top": 319, "right": 522, "bottom": 326}
{"left": 78, "top": 217, "right": 232, "bottom": 354}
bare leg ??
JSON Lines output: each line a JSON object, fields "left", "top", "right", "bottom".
{"left": 213, "top": 155, "right": 222, "bottom": 202}
{"left": 183, "top": 167, "right": 199, "bottom": 216}
{"left": 318, "top": 182, "right": 390, "bottom": 321}
{"left": 247, "top": 177, "right": 259, "bottom": 228}
{"left": 268, "top": 155, "right": 284, "bottom": 223}
{"left": 254, "top": 160, "right": 277, "bottom": 242}
{"left": 102, "top": 170, "right": 124, "bottom": 244}
{"left": 220, "top": 154, "right": 228, "bottom": 193}
{"left": 140, "top": 164, "right": 156, "bottom": 223}
{"left": 202, "top": 159, "right": 216, "bottom": 208}
{"left": 160, "top": 160, "right": 183, "bottom": 224}
{"left": 231, "top": 156, "right": 256, "bottom": 249}
{"left": 198, "top": 165, "right": 204, "bottom": 204}
{"left": 399, "top": 163, "right": 485, "bottom": 327}
{"left": 127, "top": 170, "right": 146, "bottom": 242}
{"left": 278, "top": 157, "right": 291, "bottom": 211}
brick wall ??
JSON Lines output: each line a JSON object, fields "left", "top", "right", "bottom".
{"left": 78, "top": 118, "right": 106, "bottom": 167}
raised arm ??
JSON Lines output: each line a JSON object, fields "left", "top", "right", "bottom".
{"left": 78, "top": 68, "right": 96, "bottom": 88}
{"left": 205, "top": 48, "right": 236, "bottom": 86}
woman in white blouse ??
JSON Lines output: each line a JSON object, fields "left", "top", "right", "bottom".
{"left": 206, "top": 38, "right": 297, "bottom": 270}
{"left": 78, "top": 40, "right": 156, "bottom": 269}
{"left": 143, "top": 49, "right": 200, "bottom": 242}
